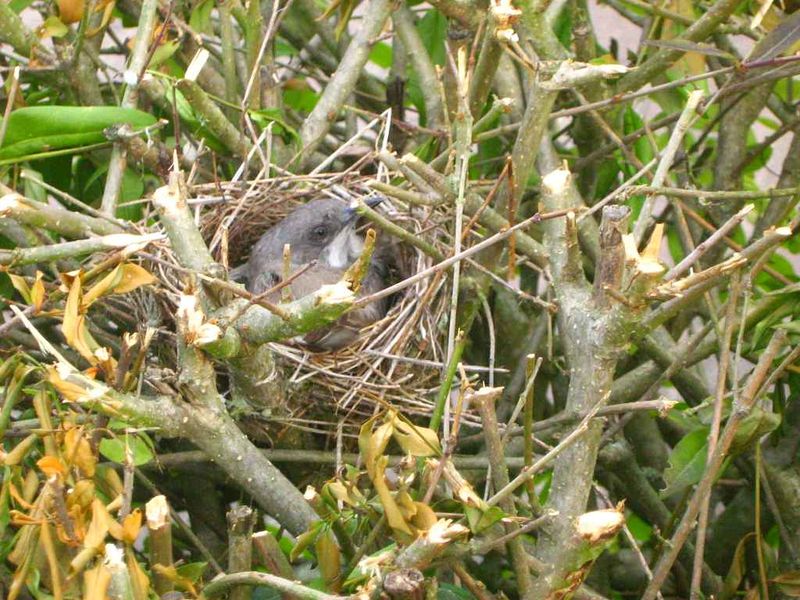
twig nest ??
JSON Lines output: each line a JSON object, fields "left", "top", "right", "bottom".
{"left": 176, "top": 177, "right": 467, "bottom": 438}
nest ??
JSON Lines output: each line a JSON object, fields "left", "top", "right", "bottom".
{"left": 133, "top": 170, "right": 485, "bottom": 441}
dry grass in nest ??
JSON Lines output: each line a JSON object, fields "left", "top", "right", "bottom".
{"left": 171, "top": 172, "right": 486, "bottom": 438}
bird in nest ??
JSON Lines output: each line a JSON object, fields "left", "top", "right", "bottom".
{"left": 230, "top": 197, "right": 391, "bottom": 351}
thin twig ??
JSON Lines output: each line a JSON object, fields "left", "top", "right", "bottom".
{"left": 633, "top": 90, "right": 704, "bottom": 244}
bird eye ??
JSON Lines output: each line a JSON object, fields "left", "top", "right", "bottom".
{"left": 312, "top": 225, "right": 328, "bottom": 239}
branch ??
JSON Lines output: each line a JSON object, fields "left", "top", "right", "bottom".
{"left": 0, "top": 191, "right": 124, "bottom": 238}
{"left": 541, "top": 167, "right": 585, "bottom": 283}
{"left": 202, "top": 572, "right": 350, "bottom": 600}
{"left": 0, "top": 233, "right": 163, "bottom": 266}
{"left": 477, "top": 388, "right": 534, "bottom": 596}
{"left": 392, "top": 6, "right": 444, "bottom": 131}
{"left": 395, "top": 153, "right": 549, "bottom": 265}
{"left": 176, "top": 78, "right": 251, "bottom": 159}
{"left": 643, "top": 225, "right": 792, "bottom": 331}
{"left": 468, "top": 22, "right": 504, "bottom": 118}
{"left": 100, "top": 0, "right": 160, "bottom": 216}
{"left": 296, "top": 0, "right": 392, "bottom": 167}
{"left": 151, "top": 172, "right": 218, "bottom": 273}
{"left": 614, "top": 0, "right": 741, "bottom": 93}
{"left": 642, "top": 329, "right": 788, "bottom": 599}
{"left": 0, "top": 3, "right": 37, "bottom": 56}
{"left": 632, "top": 90, "right": 703, "bottom": 244}
{"left": 593, "top": 205, "right": 630, "bottom": 308}
{"left": 664, "top": 204, "right": 754, "bottom": 281}
{"left": 211, "top": 281, "right": 355, "bottom": 350}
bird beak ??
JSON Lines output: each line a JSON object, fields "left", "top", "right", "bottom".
{"left": 365, "top": 195, "right": 385, "bottom": 209}
{"left": 343, "top": 196, "right": 385, "bottom": 223}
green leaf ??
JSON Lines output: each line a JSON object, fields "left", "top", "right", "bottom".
{"left": 552, "top": 6, "right": 573, "bottom": 49}
{"left": 623, "top": 106, "right": 655, "bottom": 165}
{"left": 189, "top": 0, "right": 214, "bottom": 33}
{"left": 290, "top": 521, "right": 323, "bottom": 562}
{"left": 730, "top": 407, "right": 780, "bottom": 454}
{"left": 661, "top": 427, "right": 709, "bottom": 498}
{"left": 283, "top": 86, "right": 320, "bottom": 114}
{"left": 10, "top": 0, "right": 35, "bottom": 11}
{"left": 0, "top": 106, "right": 157, "bottom": 161}
{"left": 176, "top": 561, "right": 208, "bottom": 582}
{"left": 416, "top": 11, "right": 446, "bottom": 66}
{"left": 249, "top": 108, "right": 300, "bottom": 143}
{"left": 626, "top": 511, "right": 652, "bottom": 544}
{"left": 41, "top": 15, "right": 69, "bottom": 38}
{"left": 464, "top": 505, "right": 505, "bottom": 533}
{"left": 721, "top": 533, "right": 754, "bottom": 600}
{"left": 98, "top": 432, "right": 155, "bottom": 466}
{"left": 21, "top": 168, "right": 47, "bottom": 203}
{"left": 438, "top": 583, "right": 475, "bottom": 600}
{"left": 369, "top": 41, "right": 392, "bottom": 69}
{"left": 150, "top": 40, "right": 181, "bottom": 69}
{"left": 170, "top": 88, "right": 228, "bottom": 152}
{"left": 117, "top": 169, "right": 146, "bottom": 221}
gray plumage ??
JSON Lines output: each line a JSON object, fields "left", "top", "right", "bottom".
{"left": 232, "top": 198, "right": 388, "bottom": 350}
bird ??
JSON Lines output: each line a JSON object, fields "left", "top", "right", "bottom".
{"left": 231, "top": 197, "right": 389, "bottom": 351}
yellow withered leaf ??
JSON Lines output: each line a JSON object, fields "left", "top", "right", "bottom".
{"left": 373, "top": 456, "right": 412, "bottom": 536}
{"left": 83, "top": 266, "right": 125, "bottom": 307}
{"left": 315, "top": 531, "right": 342, "bottom": 592}
{"left": 4, "top": 434, "right": 38, "bottom": 466}
{"left": 47, "top": 367, "right": 89, "bottom": 403}
{"left": 392, "top": 419, "right": 441, "bottom": 457}
{"left": 84, "top": 264, "right": 156, "bottom": 306}
{"left": 395, "top": 489, "right": 418, "bottom": 521}
{"left": 8, "top": 481, "right": 34, "bottom": 510}
{"left": 359, "top": 413, "right": 394, "bottom": 480}
{"left": 121, "top": 509, "right": 142, "bottom": 545}
{"left": 37, "top": 455, "right": 67, "bottom": 478}
{"left": 8, "top": 273, "right": 31, "bottom": 304}
{"left": 67, "top": 480, "right": 96, "bottom": 512}
{"left": 325, "top": 480, "right": 365, "bottom": 507}
{"left": 69, "top": 500, "right": 124, "bottom": 572}
{"left": 114, "top": 264, "right": 156, "bottom": 294}
{"left": 125, "top": 545, "right": 150, "bottom": 600}
{"left": 31, "top": 271, "right": 45, "bottom": 313}
{"left": 64, "top": 427, "right": 96, "bottom": 477}
{"left": 410, "top": 501, "right": 438, "bottom": 531}
{"left": 152, "top": 565, "right": 198, "bottom": 595}
{"left": 83, "top": 499, "right": 112, "bottom": 550}
{"left": 62, "top": 277, "right": 98, "bottom": 363}
{"left": 99, "top": 465, "right": 124, "bottom": 498}
{"left": 83, "top": 564, "right": 111, "bottom": 600}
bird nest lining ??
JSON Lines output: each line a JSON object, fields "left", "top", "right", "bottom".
{"left": 174, "top": 173, "right": 485, "bottom": 437}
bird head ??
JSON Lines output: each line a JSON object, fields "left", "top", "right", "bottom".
{"left": 243, "top": 196, "right": 384, "bottom": 274}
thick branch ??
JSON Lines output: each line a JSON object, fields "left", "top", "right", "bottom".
{"left": 0, "top": 192, "right": 124, "bottom": 238}
{"left": 296, "top": 0, "right": 392, "bottom": 167}
{"left": 392, "top": 6, "right": 444, "bottom": 131}
{"left": 614, "top": 0, "right": 742, "bottom": 93}
{"left": 151, "top": 173, "right": 218, "bottom": 273}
